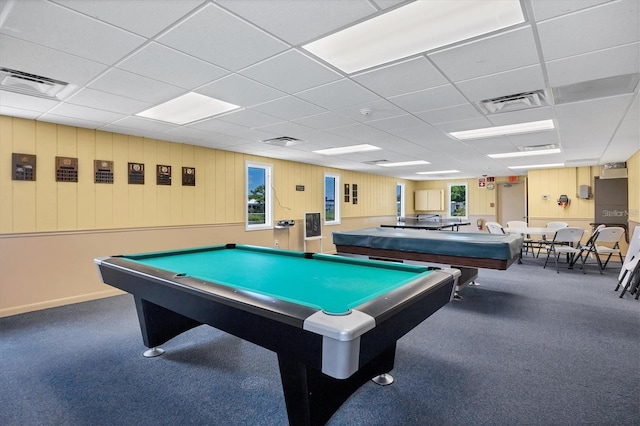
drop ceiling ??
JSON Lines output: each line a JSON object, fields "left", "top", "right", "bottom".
{"left": 0, "top": 0, "right": 638, "bottom": 180}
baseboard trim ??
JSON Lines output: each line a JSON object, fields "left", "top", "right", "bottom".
{"left": 0, "top": 288, "right": 124, "bottom": 318}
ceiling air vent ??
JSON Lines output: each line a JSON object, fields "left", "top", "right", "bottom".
{"left": 260, "top": 136, "right": 303, "bottom": 147}
{"left": 0, "top": 67, "right": 72, "bottom": 100}
{"left": 478, "top": 90, "right": 549, "bottom": 114}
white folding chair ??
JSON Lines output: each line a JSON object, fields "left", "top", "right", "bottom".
{"left": 577, "top": 227, "right": 625, "bottom": 274}
{"left": 616, "top": 227, "right": 640, "bottom": 298}
{"left": 486, "top": 222, "right": 505, "bottom": 234}
{"left": 543, "top": 227, "right": 585, "bottom": 273}
{"left": 535, "top": 221, "right": 569, "bottom": 257}
{"left": 506, "top": 221, "right": 534, "bottom": 256}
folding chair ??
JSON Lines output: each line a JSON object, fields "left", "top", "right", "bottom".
{"left": 615, "top": 227, "right": 640, "bottom": 299}
{"left": 486, "top": 222, "right": 505, "bottom": 235}
{"left": 616, "top": 254, "right": 640, "bottom": 299}
{"left": 506, "top": 221, "right": 534, "bottom": 256}
{"left": 577, "top": 227, "right": 625, "bottom": 274}
{"left": 543, "top": 227, "right": 584, "bottom": 273}
{"left": 535, "top": 221, "right": 568, "bottom": 257}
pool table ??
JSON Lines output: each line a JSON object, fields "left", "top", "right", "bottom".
{"left": 95, "top": 244, "right": 458, "bottom": 426}
{"left": 333, "top": 228, "right": 523, "bottom": 293}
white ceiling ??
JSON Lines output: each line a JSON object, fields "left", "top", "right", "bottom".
{"left": 0, "top": 0, "right": 638, "bottom": 180}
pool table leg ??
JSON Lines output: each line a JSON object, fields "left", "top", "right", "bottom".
{"left": 277, "top": 344, "right": 396, "bottom": 426}
{"left": 134, "top": 297, "right": 202, "bottom": 350}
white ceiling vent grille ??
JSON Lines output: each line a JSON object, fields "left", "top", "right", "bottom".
{"left": 260, "top": 136, "right": 303, "bottom": 147}
{"left": 477, "top": 90, "right": 549, "bottom": 114}
{"left": 0, "top": 67, "right": 72, "bottom": 100}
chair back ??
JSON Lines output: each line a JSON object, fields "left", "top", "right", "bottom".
{"left": 595, "top": 227, "right": 625, "bottom": 244}
{"left": 552, "top": 227, "right": 584, "bottom": 245}
{"left": 486, "top": 222, "right": 505, "bottom": 234}
{"left": 506, "top": 221, "right": 528, "bottom": 228}
{"left": 547, "top": 221, "right": 568, "bottom": 229}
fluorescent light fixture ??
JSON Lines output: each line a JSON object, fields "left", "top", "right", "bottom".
{"left": 508, "top": 163, "right": 564, "bottom": 170}
{"left": 416, "top": 170, "right": 460, "bottom": 175}
{"left": 488, "top": 148, "right": 561, "bottom": 159}
{"left": 137, "top": 92, "right": 239, "bottom": 125}
{"left": 302, "top": 0, "right": 524, "bottom": 73}
{"left": 450, "top": 120, "right": 555, "bottom": 140}
{"left": 378, "top": 160, "right": 430, "bottom": 167}
{"left": 313, "top": 144, "right": 381, "bottom": 155}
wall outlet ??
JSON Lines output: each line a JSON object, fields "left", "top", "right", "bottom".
{"left": 274, "top": 240, "right": 279, "bottom": 247}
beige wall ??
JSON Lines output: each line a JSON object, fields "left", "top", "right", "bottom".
{"left": 0, "top": 116, "right": 407, "bottom": 316}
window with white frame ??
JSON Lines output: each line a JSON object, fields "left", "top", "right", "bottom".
{"left": 246, "top": 161, "right": 273, "bottom": 230}
{"left": 447, "top": 182, "right": 467, "bottom": 218}
{"left": 396, "top": 183, "right": 405, "bottom": 218}
{"left": 324, "top": 173, "right": 340, "bottom": 225}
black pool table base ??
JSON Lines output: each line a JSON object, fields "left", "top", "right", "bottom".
{"left": 278, "top": 345, "right": 397, "bottom": 426}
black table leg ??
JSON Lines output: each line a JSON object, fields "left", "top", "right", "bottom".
{"left": 277, "top": 344, "right": 396, "bottom": 426}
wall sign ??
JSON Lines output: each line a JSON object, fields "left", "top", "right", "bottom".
{"left": 128, "top": 162, "right": 145, "bottom": 184}
{"left": 12, "top": 153, "right": 36, "bottom": 181}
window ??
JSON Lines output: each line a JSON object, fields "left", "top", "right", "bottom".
{"left": 396, "top": 183, "right": 405, "bottom": 218}
{"left": 447, "top": 183, "right": 467, "bottom": 218}
{"left": 324, "top": 173, "right": 340, "bottom": 225}
{"left": 246, "top": 162, "right": 272, "bottom": 230}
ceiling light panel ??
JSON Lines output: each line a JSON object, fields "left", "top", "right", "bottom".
{"left": 302, "top": 0, "right": 524, "bottom": 74}
{"left": 136, "top": 92, "right": 240, "bottom": 125}
{"left": 488, "top": 148, "right": 561, "bottom": 158}
{"left": 450, "top": 119, "right": 555, "bottom": 140}
{"left": 313, "top": 144, "right": 381, "bottom": 155}
{"left": 508, "top": 163, "right": 564, "bottom": 170}
{"left": 378, "top": 160, "right": 430, "bottom": 167}
{"left": 416, "top": 170, "right": 460, "bottom": 175}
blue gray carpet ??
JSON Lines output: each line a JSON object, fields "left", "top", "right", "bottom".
{"left": 1, "top": 256, "right": 638, "bottom": 425}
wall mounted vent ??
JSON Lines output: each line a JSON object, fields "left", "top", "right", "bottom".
{"left": 0, "top": 67, "right": 72, "bottom": 100}
{"left": 260, "top": 136, "right": 303, "bottom": 147}
{"left": 477, "top": 89, "right": 549, "bottom": 114}
{"left": 601, "top": 163, "right": 627, "bottom": 179}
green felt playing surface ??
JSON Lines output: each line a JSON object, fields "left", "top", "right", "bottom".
{"left": 124, "top": 245, "right": 432, "bottom": 314}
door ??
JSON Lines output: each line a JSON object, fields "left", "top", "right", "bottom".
{"left": 498, "top": 181, "right": 527, "bottom": 226}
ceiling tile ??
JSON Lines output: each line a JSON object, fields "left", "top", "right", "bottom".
{"left": 0, "top": 91, "right": 59, "bottom": 113}
{"left": 388, "top": 84, "right": 467, "bottom": 113}
{"left": 110, "top": 116, "right": 177, "bottom": 132}
{"left": 546, "top": 43, "right": 640, "bottom": 87}
{"left": 1, "top": 0, "right": 145, "bottom": 64}
{"left": 0, "top": 36, "right": 107, "bottom": 88}
{"left": 240, "top": 50, "right": 342, "bottom": 94}
{"left": 416, "top": 104, "right": 483, "bottom": 125}
{"left": 45, "top": 103, "right": 126, "bottom": 124}
{"left": 292, "top": 112, "right": 357, "bottom": 130}
{"left": 428, "top": 26, "right": 539, "bottom": 82}
{"left": 88, "top": 69, "right": 184, "bottom": 104}
{"left": 216, "top": 109, "right": 283, "bottom": 128}
{"left": 187, "top": 117, "right": 249, "bottom": 135}
{"left": 251, "top": 96, "right": 326, "bottom": 120}
{"left": 66, "top": 88, "right": 151, "bottom": 115}
{"left": 296, "top": 79, "right": 379, "bottom": 109}
{"left": 454, "top": 65, "right": 545, "bottom": 101}
{"left": 334, "top": 99, "right": 405, "bottom": 123}
{"left": 52, "top": 0, "right": 205, "bottom": 38}
{"left": 216, "top": 0, "right": 377, "bottom": 45}
{"left": 352, "top": 57, "right": 448, "bottom": 97}
{"left": 537, "top": 0, "right": 639, "bottom": 61}
{"left": 366, "top": 114, "right": 426, "bottom": 132}
{"left": 196, "top": 74, "right": 285, "bottom": 108}
{"left": 530, "top": 0, "right": 615, "bottom": 21}
{"left": 157, "top": 3, "right": 289, "bottom": 71}
{"left": 117, "top": 43, "right": 228, "bottom": 89}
